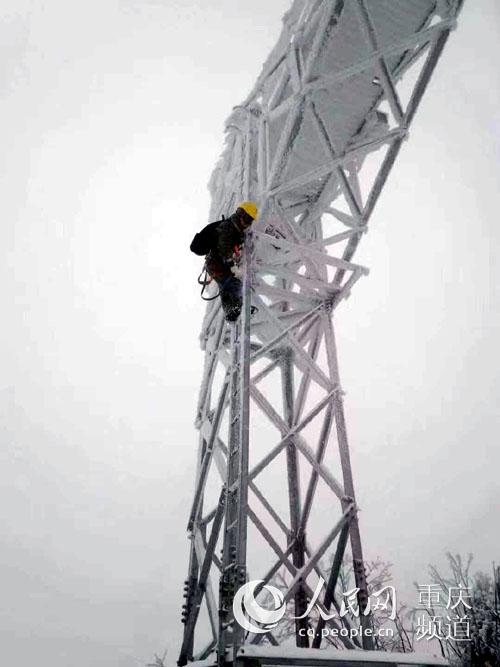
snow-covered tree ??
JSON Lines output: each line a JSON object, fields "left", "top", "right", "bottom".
{"left": 414, "top": 553, "right": 500, "bottom": 666}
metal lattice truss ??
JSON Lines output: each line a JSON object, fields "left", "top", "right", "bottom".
{"left": 178, "top": 1, "right": 464, "bottom": 665}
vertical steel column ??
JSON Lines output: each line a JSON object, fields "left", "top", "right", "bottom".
{"left": 281, "top": 349, "right": 309, "bottom": 645}
{"left": 217, "top": 109, "right": 254, "bottom": 665}
{"left": 234, "top": 236, "right": 252, "bottom": 644}
{"left": 180, "top": 543, "right": 199, "bottom": 661}
{"left": 217, "top": 247, "right": 253, "bottom": 665}
{"left": 326, "top": 313, "right": 373, "bottom": 649}
{"left": 218, "top": 323, "right": 242, "bottom": 666}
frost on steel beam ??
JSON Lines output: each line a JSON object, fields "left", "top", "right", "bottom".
{"left": 178, "top": 0, "right": 465, "bottom": 664}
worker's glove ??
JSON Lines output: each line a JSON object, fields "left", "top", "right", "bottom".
{"left": 231, "top": 264, "right": 243, "bottom": 278}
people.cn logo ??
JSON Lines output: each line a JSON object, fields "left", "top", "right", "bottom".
{"left": 232, "top": 580, "right": 286, "bottom": 633}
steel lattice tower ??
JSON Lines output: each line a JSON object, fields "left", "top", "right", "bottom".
{"left": 178, "top": 1, "right": 464, "bottom": 665}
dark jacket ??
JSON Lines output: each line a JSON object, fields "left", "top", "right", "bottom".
{"left": 190, "top": 214, "right": 246, "bottom": 282}
{"left": 215, "top": 215, "right": 245, "bottom": 260}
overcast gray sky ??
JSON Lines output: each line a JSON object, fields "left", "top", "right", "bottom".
{"left": 1, "top": 1, "right": 499, "bottom": 666}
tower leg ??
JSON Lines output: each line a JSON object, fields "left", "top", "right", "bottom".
{"left": 324, "top": 312, "right": 373, "bottom": 649}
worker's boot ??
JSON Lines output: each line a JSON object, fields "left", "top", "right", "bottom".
{"left": 220, "top": 277, "right": 242, "bottom": 322}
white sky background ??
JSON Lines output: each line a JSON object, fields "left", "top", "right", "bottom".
{"left": 1, "top": 1, "right": 499, "bottom": 665}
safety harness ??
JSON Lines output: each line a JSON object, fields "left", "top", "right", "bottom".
{"left": 197, "top": 265, "right": 220, "bottom": 301}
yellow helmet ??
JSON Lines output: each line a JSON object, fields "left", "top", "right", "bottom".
{"left": 237, "top": 200, "right": 258, "bottom": 220}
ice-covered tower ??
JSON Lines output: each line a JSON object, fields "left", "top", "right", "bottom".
{"left": 178, "top": 2, "right": 465, "bottom": 666}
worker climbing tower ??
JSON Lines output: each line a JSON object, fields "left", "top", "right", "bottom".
{"left": 178, "top": 1, "right": 465, "bottom": 666}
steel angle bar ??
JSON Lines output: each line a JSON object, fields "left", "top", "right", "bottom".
{"left": 257, "top": 115, "right": 267, "bottom": 188}
{"left": 294, "top": 321, "right": 322, "bottom": 422}
{"left": 302, "top": 17, "right": 457, "bottom": 97}
{"left": 321, "top": 315, "right": 372, "bottom": 647}
{"left": 345, "top": 164, "right": 364, "bottom": 213}
{"left": 208, "top": 432, "right": 290, "bottom": 558}
{"left": 249, "top": 630, "right": 279, "bottom": 647}
{"left": 200, "top": 507, "right": 217, "bottom": 528}
{"left": 252, "top": 295, "right": 334, "bottom": 392}
{"left": 293, "top": 437, "right": 345, "bottom": 500}
{"left": 255, "top": 541, "right": 297, "bottom": 598}
{"left": 280, "top": 350, "right": 309, "bottom": 643}
{"left": 267, "top": 95, "right": 306, "bottom": 189}
{"left": 215, "top": 437, "right": 281, "bottom": 536}
{"left": 201, "top": 530, "right": 223, "bottom": 573}
{"left": 308, "top": 100, "right": 365, "bottom": 223}
{"left": 195, "top": 314, "right": 226, "bottom": 425}
{"left": 318, "top": 228, "right": 366, "bottom": 247}
{"left": 332, "top": 163, "right": 364, "bottom": 223}
{"left": 334, "top": 33, "right": 454, "bottom": 281}
{"left": 178, "top": 488, "right": 226, "bottom": 666}
{"left": 267, "top": 67, "right": 290, "bottom": 114}
{"left": 260, "top": 269, "right": 356, "bottom": 308}
{"left": 255, "top": 299, "right": 332, "bottom": 383}
{"left": 249, "top": 481, "right": 289, "bottom": 535}
{"left": 354, "top": 0, "right": 404, "bottom": 125}
{"left": 256, "top": 282, "right": 322, "bottom": 307}
{"left": 266, "top": 127, "right": 407, "bottom": 198}
{"left": 243, "top": 384, "right": 341, "bottom": 490}
{"left": 218, "top": 328, "right": 242, "bottom": 664}
{"left": 271, "top": 200, "right": 310, "bottom": 244}
{"left": 326, "top": 206, "right": 361, "bottom": 229}
{"left": 251, "top": 561, "right": 357, "bottom": 650}
{"left": 242, "top": 0, "right": 325, "bottom": 109}
{"left": 187, "top": 379, "right": 230, "bottom": 532}
{"left": 236, "top": 239, "right": 252, "bottom": 558}
{"left": 253, "top": 383, "right": 340, "bottom": 448}
{"left": 404, "top": 29, "right": 452, "bottom": 126}
{"left": 284, "top": 503, "right": 355, "bottom": 601}
{"left": 299, "top": 401, "right": 335, "bottom": 534}
{"left": 247, "top": 506, "right": 356, "bottom": 650}
{"left": 246, "top": 507, "right": 296, "bottom": 582}
{"left": 252, "top": 314, "right": 320, "bottom": 384}
{"left": 304, "top": 0, "right": 344, "bottom": 79}
{"left": 212, "top": 442, "right": 227, "bottom": 481}
{"left": 199, "top": 303, "right": 223, "bottom": 352}
{"left": 257, "top": 263, "right": 339, "bottom": 296}
{"left": 254, "top": 231, "right": 367, "bottom": 274}
{"left": 251, "top": 357, "right": 282, "bottom": 385}
{"left": 249, "top": 383, "right": 288, "bottom": 438}
{"left": 333, "top": 139, "right": 403, "bottom": 285}
{"left": 271, "top": 201, "right": 324, "bottom": 279}
{"left": 250, "top": 307, "right": 316, "bottom": 332}
{"left": 302, "top": 538, "right": 358, "bottom": 638}
{"left": 199, "top": 419, "right": 228, "bottom": 483}
{"left": 193, "top": 531, "right": 219, "bottom": 640}
{"left": 312, "top": 521, "right": 351, "bottom": 648}
{"left": 246, "top": 506, "right": 349, "bottom": 632}
{"left": 286, "top": 190, "right": 344, "bottom": 264}
{"left": 266, "top": 249, "right": 324, "bottom": 290}
{"left": 286, "top": 46, "right": 302, "bottom": 93}
{"left": 255, "top": 282, "right": 322, "bottom": 308}
{"left": 332, "top": 267, "right": 365, "bottom": 305}
{"left": 245, "top": 436, "right": 289, "bottom": 486}
{"left": 249, "top": 384, "right": 345, "bottom": 499}
{"left": 246, "top": 386, "right": 287, "bottom": 442}
{"left": 193, "top": 640, "right": 216, "bottom": 663}
{"left": 361, "top": 134, "right": 404, "bottom": 223}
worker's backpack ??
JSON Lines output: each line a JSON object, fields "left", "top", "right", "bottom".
{"left": 189, "top": 218, "right": 224, "bottom": 256}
